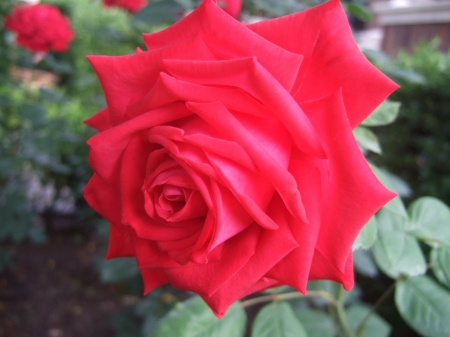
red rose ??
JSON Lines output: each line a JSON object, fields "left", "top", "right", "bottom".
{"left": 85, "top": 0, "right": 398, "bottom": 317}
{"left": 4, "top": 4, "right": 74, "bottom": 53}
{"left": 103, "top": 0, "right": 147, "bottom": 13}
{"left": 218, "top": 0, "right": 242, "bottom": 18}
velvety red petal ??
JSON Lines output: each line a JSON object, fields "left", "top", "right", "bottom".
{"left": 163, "top": 58, "right": 325, "bottom": 159}
{"left": 302, "top": 90, "right": 396, "bottom": 274}
{"left": 125, "top": 72, "right": 271, "bottom": 121}
{"left": 87, "top": 35, "right": 215, "bottom": 126}
{"left": 199, "top": 196, "right": 299, "bottom": 317}
{"left": 84, "top": 173, "right": 120, "bottom": 224}
{"left": 265, "top": 164, "right": 322, "bottom": 293}
{"left": 119, "top": 134, "right": 203, "bottom": 241}
{"left": 186, "top": 100, "right": 308, "bottom": 223}
{"left": 143, "top": 0, "right": 302, "bottom": 92}
{"left": 309, "top": 249, "right": 354, "bottom": 290}
{"left": 85, "top": 107, "right": 112, "bottom": 132}
{"left": 106, "top": 222, "right": 135, "bottom": 258}
{"left": 140, "top": 267, "right": 169, "bottom": 294}
{"left": 248, "top": 0, "right": 399, "bottom": 128}
{"left": 88, "top": 103, "right": 192, "bottom": 187}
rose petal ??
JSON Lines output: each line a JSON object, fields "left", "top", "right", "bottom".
{"left": 88, "top": 103, "right": 192, "bottom": 187}
{"left": 163, "top": 58, "right": 326, "bottom": 159}
{"left": 119, "top": 134, "right": 203, "bottom": 241}
{"left": 302, "top": 90, "right": 396, "bottom": 273}
{"left": 87, "top": 35, "right": 215, "bottom": 125}
{"left": 265, "top": 164, "right": 322, "bottom": 293}
{"left": 85, "top": 107, "right": 112, "bottom": 132}
{"left": 248, "top": 0, "right": 399, "bottom": 128}
{"left": 143, "top": 0, "right": 302, "bottom": 92}
{"left": 186, "top": 100, "right": 309, "bottom": 223}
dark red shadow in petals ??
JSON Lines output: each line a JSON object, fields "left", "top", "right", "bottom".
{"left": 302, "top": 90, "right": 396, "bottom": 274}
{"left": 248, "top": 0, "right": 399, "bottom": 128}
{"left": 106, "top": 223, "right": 136, "bottom": 258}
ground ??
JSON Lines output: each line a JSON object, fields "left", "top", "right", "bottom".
{"left": 0, "top": 230, "right": 124, "bottom": 337}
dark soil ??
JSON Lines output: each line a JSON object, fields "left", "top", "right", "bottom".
{"left": 0, "top": 231, "right": 124, "bottom": 337}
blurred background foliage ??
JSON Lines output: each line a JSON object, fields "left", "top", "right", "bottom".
{"left": 1, "top": 0, "right": 450, "bottom": 336}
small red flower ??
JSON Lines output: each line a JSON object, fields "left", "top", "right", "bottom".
{"left": 103, "top": 0, "right": 148, "bottom": 13}
{"left": 4, "top": 4, "right": 75, "bottom": 53}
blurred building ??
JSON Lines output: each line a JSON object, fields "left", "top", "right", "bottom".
{"left": 372, "top": 0, "right": 450, "bottom": 56}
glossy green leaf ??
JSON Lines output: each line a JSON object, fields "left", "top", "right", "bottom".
{"left": 372, "top": 209, "right": 426, "bottom": 278}
{"left": 154, "top": 296, "right": 246, "bottom": 337}
{"left": 431, "top": 246, "right": 450, "bottom": 288}
{"left": 353, "top": 126, "right": 382, "bottom": 154}
{"left": 395, "top": 276, "right": 450, "bottom": 337}
{"left": 134, "top": 0, "right": 185, "bottom": 24}
{"left": 353, "top": 249, "right": 379, "bottom": 278}
{"left": 362, "top": 101, "right": 400, "bottom": 126}
{"left": 346, "top": 3, "right": 372, "bottom": 22}
{"left": 295, "top": 308, "right": 334, "bottom": 337}
{"left": 347, "top": 305, "right": 391, "bottom": 337}
{"left": 98, "top": 257, "right": 140, "bottom": 283}
{"left": 369, "top": 164, "right": 407, "bottom": 217}
{"left": 251, "top": 302, "right": 307, "bottom": 337}
{"left": 353, "top": 216, "right": 377, "bottom": 250}
{"left": 408, "top": 197, "right": 450, "bottom": 246}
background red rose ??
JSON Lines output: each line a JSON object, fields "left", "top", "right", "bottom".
{"left": 103, "top": 0, "right": 147, "bottom": 13}
{"left": 85, "top": 0, "right": 398, "bottom": 317}
{"left": 4, "top": 4, "right": 75, "bottom": 53}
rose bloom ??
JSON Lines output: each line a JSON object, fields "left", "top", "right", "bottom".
{"left": 219, "top": 0, "right": 242, "bottom": 18}
{"left": 103, "top": 0, "right": 147, "bottom": 13}
{"left": 85, "top": 0, "right": 398, "bottom": 317}
{"left": 4, "top": 4, "right": 74, "bottom": 53}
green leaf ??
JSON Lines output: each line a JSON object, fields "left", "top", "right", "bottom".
{"left": 408, "top": 197, "right": 450, "bottom": 247}
{"left": 353, "top": 126, "right": 382, "bottom": 154}
{"left": 346, "top": 3, "right": 372, "bottom": 22}
{"left": 18, "top": 103, "right": 46, "bottom": 126}
{"left": 295, "top": 308, "right": 334, "bottom": 337}
{"left": 431, "top": 246, "right": 450, "bottom": 288}
{"left": 369, "top": 164, "right": 407, "bottom": 218}
{"left": 362, "top": 101, "right": 401, "bottom": 127}
{"left": 353, "top": 216, "right": 377, "bottom": 250}
{"left": 153, "top": 296, "right": 246, "bottom": 337}
{"left": 98, "top": 257, "right": 140, "bottom": 283}
{"left": 134, "top": 0, "right": 185, "bottom": 25}
{"left": 346, "top": 305, "right": 391, "bottom": 337}
{"left": 251, "top": 302, "right": 307, "bottom": 337}
{"left": 353, "top": 249, "right": 379, "bottom": 278}
{"left": 372, "top": 209, "right": 426, "bottom": 278}
{"left": 395, "top": 276, "right": 450, "bottom": 337}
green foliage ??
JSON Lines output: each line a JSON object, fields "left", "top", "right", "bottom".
{"left": 251, "top": 301, "right": 307, "bottom": 337}
{"left": 396, "top": 276, "right": 450, "bottom": 337}
{"left": 153, "top": 296, "right": 246, "bottom": 337}
{"left": 370, "top": 41, "right": 450, "bottom": 205}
